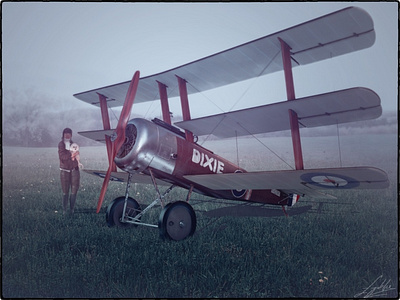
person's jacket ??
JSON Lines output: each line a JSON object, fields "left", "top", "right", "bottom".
{"left": 58, "top": 140, "right": 79, "bottom": 170}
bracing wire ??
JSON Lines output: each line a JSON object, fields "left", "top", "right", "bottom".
{"left": 143, "top": 100, "right": 156, "bottom": 120}
{"left": 186, "top": 81, "right": 226, "bottom": 114}
{"left": 186, "top": 48, "right": 281, "bottom": 116}
{"left": 144, "top": 83, "right": 180, "bottom": 120}
{"left": 184, "top": 48, "right": 294, "bottom": 170}
{"left": 236, "top": 122, "right": 295, "bottom": 170}
{"left": 144, "top": 89, "right": 164, "bottom": 120}
{"left": 228, "top": 49, "right": 281, "bottom": 112}
{"left": 199, "top": 115, "right": 228, "bottom": 146}
{"left": 108, "top": 104, "right": 120, "bottom": 127}
{"left": 186, "top": 81, "right": 228, "bottom": 146}
{"left": 188, "top": 49, "right": 282, "bottom": 147}
{"left": 108, "top": 87, "right": 160, "bottom": 125}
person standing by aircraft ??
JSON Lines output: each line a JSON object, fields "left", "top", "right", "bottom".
{"left": 58, "top": 128, "right": 80, "bottom": 214}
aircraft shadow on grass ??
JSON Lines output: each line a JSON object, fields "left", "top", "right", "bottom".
{"left": 202, "top": 204, "right": 313, "bottom": 218}
{"left": 201, "top": 201, "right": 359, "bottom": 218}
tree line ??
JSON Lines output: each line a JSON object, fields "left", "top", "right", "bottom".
{"left": 2, "top": 88, "right": 397, "bottom": 147}
{"left": 2, "top": 89, "right": 103, "bottom": 147}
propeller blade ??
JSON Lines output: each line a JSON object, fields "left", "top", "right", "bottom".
{"left": 96, "top": 71, "right": 140, "bottom": 213}
{"left": 114, "top": 71, "right": 141, "bottom": 150}
{"left": 96, "top": 165, "right": 113, "bottom": 213}
{"left": 96, "top": 141, "right": 117, "bottom": 213}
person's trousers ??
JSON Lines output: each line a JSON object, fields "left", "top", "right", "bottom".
{"left": 60, "top": 169, "right": 80, "bottom": 212}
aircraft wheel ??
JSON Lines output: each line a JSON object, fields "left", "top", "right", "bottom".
{"left": 106, "top": 196, "right": 141, "bottom": 227}
{"left": 158, "top": 201, "right": 196, "bottom": 241}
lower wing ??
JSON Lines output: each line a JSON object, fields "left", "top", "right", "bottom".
{"left": 83, "top": 169, "right": 168, "bottom": 186}
{"left": 184, "top": 167, "right": 389, "bottom": 198}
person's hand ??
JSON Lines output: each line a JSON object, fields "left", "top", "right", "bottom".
{"left": 71, "top": 151, "right": 79, "bottom": 160}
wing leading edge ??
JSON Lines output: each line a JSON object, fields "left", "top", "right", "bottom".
{"left": 83, "top": 169, "right": 169, "bottom": 185}
{"left": 78, "top": 129, "right": 115, "bottom": 143}
{"left": 184, "top": 167, "right": 389, "bottom": 198}
{"left": 73, "top": 6, "right": 374, "bottom": 108}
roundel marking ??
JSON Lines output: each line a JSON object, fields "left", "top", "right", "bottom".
{"left": 300, "top": 172, "right": 359, "bottom": 189}
{"left": 231, "top": 170, "right": 247, "bottom": 198}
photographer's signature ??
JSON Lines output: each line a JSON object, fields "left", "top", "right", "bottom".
{"left": 354, "top": 275, "right": 396, "bottom": 298}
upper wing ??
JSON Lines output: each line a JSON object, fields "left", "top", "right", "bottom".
{"left": 73, "top": 6, "right": 374, "bottom": 108}
{"left": 183, "top": 167, "right": 389, "bottom": 198}
{"left": 175, "top": 87, "right": 381, "bottom": 138}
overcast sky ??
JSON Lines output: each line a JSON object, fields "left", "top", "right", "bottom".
{"left": 2, "top": 2, "right": 398, "bottom": 129}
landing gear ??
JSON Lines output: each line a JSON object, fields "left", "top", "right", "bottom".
{"left": 158, "top": 201, "right": 196, "bottom": 241}
{"left": 106, "top": 196, "right": 141, "bottom": 227}
{"left": 105, "top": 170, "right": 196, "bottom": 241}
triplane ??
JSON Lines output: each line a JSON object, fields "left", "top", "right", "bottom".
{"left": 74, "top": 7, "right": 389, "bottom": 241}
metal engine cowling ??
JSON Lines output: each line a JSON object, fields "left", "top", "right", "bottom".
{"left": 114, "top": 118, "right": 178, "bottom": 175}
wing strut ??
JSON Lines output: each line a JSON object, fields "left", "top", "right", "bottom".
{"left": 177, "top": 75, "right": 194, "bottom": 142}
{"left": 157, "top": 81, "right": 172, "bottom": 125}
{"left": 279, "top": 37, "right": 304, "bottom": 170}
{"left": 98, "top": 93, "right": 117, "bottom": 172}
{"left": 156, "top": 77, "right": 194, "bottom": 142}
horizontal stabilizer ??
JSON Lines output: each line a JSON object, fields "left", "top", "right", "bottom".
{"left": 184, "top": 167, "right": 389, "bottom": 198}
{"left": 73, "top": 7, "right": 374, "bottom": 108}
{"left": 84, "top": 169, "right": 168, "bottom": 185}
{"left": 78, "top": 129, "right": 115, "bottom": 143}
{"left": 175, "top": 87, "right": 381, "bottom": 138}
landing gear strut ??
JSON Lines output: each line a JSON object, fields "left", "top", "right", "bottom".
{"left": 105, "top": 170, "right": 197, "bottom": 241}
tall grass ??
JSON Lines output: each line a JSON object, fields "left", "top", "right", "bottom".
{"left": 2, "top": 134, "right": 398, "bottom": 298}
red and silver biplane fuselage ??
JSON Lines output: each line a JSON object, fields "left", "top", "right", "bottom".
{"left": 115, "top": 118, "right": 297, "bottom": 207}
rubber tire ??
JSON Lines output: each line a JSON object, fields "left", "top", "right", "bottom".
{"left": 158, "top": 201, "right": 196, "bottom": 241}
{"left": 106, "top": 196, "right": 141, "bottom": 227}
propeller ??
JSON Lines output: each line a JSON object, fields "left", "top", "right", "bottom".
{"left": 96, "top": 71, "right": 140, "bottom": 213}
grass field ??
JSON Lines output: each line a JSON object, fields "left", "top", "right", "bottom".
{"left": 2, "top": 133, "right": 398, "bottom": 298}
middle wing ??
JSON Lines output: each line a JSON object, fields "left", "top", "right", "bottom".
{"left": 175, "top": 87, "right": 381, "bottom": 138}
{"left": 184, "top": 167, "right": 389, "bottom": 198}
